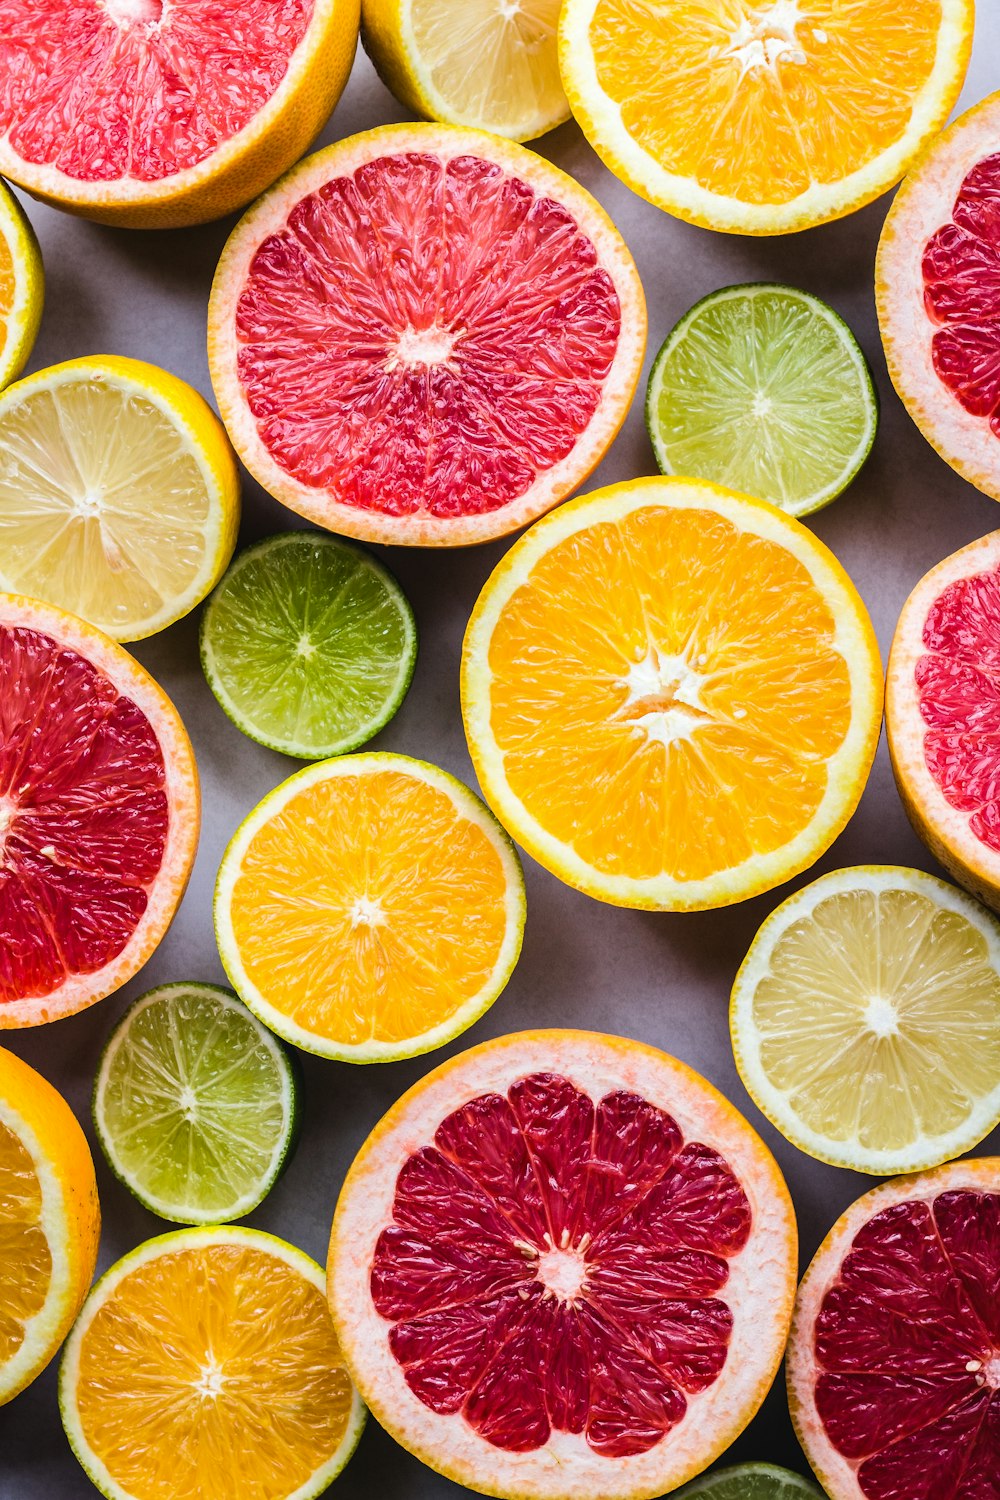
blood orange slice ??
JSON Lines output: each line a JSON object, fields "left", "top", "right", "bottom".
{"left": 877, "top": 91, "right": 1000, "bottom": 502}
{"left": 887, "top": 531, "right": 1000, "bottom": 910}
{"left": 788, "top": 1159, "right": 1000, "bottom": 1500}
{"left": 0, "top": 595, "right": 199, "bottom": 1028}
{"left": 0, "top": 0, "right": 360, "bottom": 229}
{"left": 208, "top": 123, "right": 646, "bottom": 547}
{"left": 329, "top": 1029, "right": 797, "bottom": 1500}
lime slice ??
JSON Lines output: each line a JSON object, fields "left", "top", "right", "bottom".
{"left": 676, "top": 1463, "right": 824, "bottom": 1498}
{"left": 201, "top": 531, "right": 417, "bottom": 759}
{"left": 93, "top": 983, "right": 300, "bottom": 1225}
{"left": 645, "top": 283, "right": 878, "bottom": 518}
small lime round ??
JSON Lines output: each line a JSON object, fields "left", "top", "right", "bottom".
{"left": 675, "top": 1462, "right": 825, "bottom": 1498}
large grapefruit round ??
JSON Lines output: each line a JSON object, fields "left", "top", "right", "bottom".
{"left": 328, "top": 1029, "right": 797, "bottom": 1500}
{"left": 208, "top": 123, "right": 646, "bottom": 547}
{"left": 877, "top": 90, "right": 1000, "bottom": 502}
{"left": 788, "top": 1158, "right": 1000, "bottom": 1500}
{"left": 0, "top": 594, "right": 199, "bottom": 1027}
{"left": 0, "top": 0, "right": 360, "bottom": 229}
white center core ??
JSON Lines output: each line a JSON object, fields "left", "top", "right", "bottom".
{"left": 537, "top": 1246, "right": 588, "bottom": 1302}
{"left": 178, "top": 1085, "right": 198, "bottom": 1120}
{"left": 751, "top": 391, "right": 774, "bottom": 418}
{"left": 722, "top": 0, "right": 807, "bottom": 79}
{"left": 864, "top": 995, "right": 899, "bottom": 1039}
{"left": 390, "top": 324, "right": 458, "bottom": 371}
{"left": 75, "top": 492, "right": 103, "bottom": 517}
{"left": 350, "top": 896, "right": 385, "bottom": 928}
{"left": 194, "top": 1359, "right": 225, "bottom": 1399}
{"left": 296, "top": 633, "right": 315, "bottom": 659}
{"left": 498, "top": 0, "right": 521, "bottom": 16}
{"left": 620, "top": 647, "right": 707, "bottom": 748}
{"left": 103, "top": 0, "right": 163, "bottom": 23}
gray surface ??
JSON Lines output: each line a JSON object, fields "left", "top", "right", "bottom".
{"left": 2, "top": 15, "right": 1000, "bottom": 1497}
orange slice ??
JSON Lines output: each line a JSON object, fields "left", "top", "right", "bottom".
{"left": 214, "top": 753, "right": 525, "bottom": 1060}
{"left": 462, "top": 477, "right": 882, "bottom": 911}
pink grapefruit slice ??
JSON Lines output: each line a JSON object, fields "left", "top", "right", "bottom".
{"left": 208, "top": 123, "right": 646, "bottom": 547}
{"left": 788, "top": 1158, "right": 1000, "bottom": 1500}
{"left": 0, "top": 594, "right": 199, "bottom": 1028}
{"left": 887, "top": 530, "right": 1000, "bottom": 910}
{"left": 877, "top": 90, "right": 1000, "bottom": 502}
{"left": 0, "top": 0, "right": 360, "bottom": 229}
{"left": 328, "top": 1029, "right": 797, "bottom": 1499}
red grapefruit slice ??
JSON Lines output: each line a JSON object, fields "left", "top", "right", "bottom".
{"left": 877, "top": 91, "right": 1000, "bottom": 502}
{"left": 208, "top": 123, "right": 646, "bottom": 547}
{"left": 0, "top": 0, "right": 360, "bottom": 229}
{"left": 0, "top": 595, "right": 199, "bottom": 1027}
{"left": 887, "top": 531, "right": 1000, "bottom": 910}
{"left": 328, "top": 1030, "right": 797, "bottom": 1499}
{"left": 788, "top": 1159, "right": 1000, "bottom": 1500}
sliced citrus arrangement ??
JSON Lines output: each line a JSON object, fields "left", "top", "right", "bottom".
{"left": 329, "top": 1029, "right": 797, "bottom": 1500}
{"left": 60, "top": 1226, "right": 366, "bottom": 1500}
{"left": 215, "top": 752, "right": 525, "bottom": 1060}
{"left": 0, "top": 179, "right": 42, "bottom": 392}
{"left": 676, "top": 1465, "right": 824, "bottom": 1500}
{"left": 0, "top": 594, "right": 199, "bottom": 1028}
{"left": 878, "top": 91, "right": 1000, "bottom": 503}
{"left": 208, "top": 122, "right": 645, "bottom": 546}
{"left": 887, "top": 531, "right": 1000, "bottom": 910}
{"left": 361, "top": 0, "right": 568, "bottom": 141}
{"left": 558, "top": 0, "right": 973, "bottom": 234}
{"left": 0, "top": 0, "right": 360, "bottom": 228}
{"left": 732, "top": 865, "right": 1000, "bottom": 1175}
{"left": 462, "top": 476, "right": 882, "bottom": 911}
{"left": 0, "top": 1046, "right": 99, "bottom": 1407}
{"left": 0, "top": 356, "right": 240, "bottom": 642}
{"left": 788, "top": 1159, "right": 1000, "bottom": 1500}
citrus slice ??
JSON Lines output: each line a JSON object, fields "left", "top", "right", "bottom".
{"left": 878, "top": 90, "right": 1000, "bottom": 503}
{"left": 361, "top": 0, "right": 568, "bottom": 141}
{"left": 329, "top": 1029, "right": 797, "bottom": 1500}
{"left": 200, "top": 532, "right": 417, "bottom": 759}
{"left": 214, "top": 752, "right": 525, "bottom": 1060}
{"left": 787, "top": 1159, "right": 1000, "bottom": 1500}
{"left": 0, "top": 1046, "right": 99, "bottom": 1406}
{"left": 646, "top": 284, "right": 878, "bottom": 518}
{"left": 0, "top": 180, "right": 42, "bottom": 392}
{"left": 208, "top": 122, "right": 645, "bottom": 547}
{"left": 676, "top": 1464, "right": 824, "bottom": 1499}
{"left": 461, "top": 476, "right": 882, "bottom": 912}
{"left": 558, "top": 0, "right": 973, "bottom": 235}
{"left": 0, "top": 0, "right": 360, "bottom": 229}
{"left": 731, "top": 865, "right": 1000, "bottom": 1175}
{"left": 93, "top": 983, "right": 300, "bottom": 1225}
{"left": 0, "top": 356, "right": 240, "bottom": 642}
{"left": 887, "top": 531, "right": 1000, "bottom": 911}
{"left": 0, "top": 594, "right": 199, "bottom": 1028}
{"left": 59, "top": 1226, "right": 366, "bottom": 1500}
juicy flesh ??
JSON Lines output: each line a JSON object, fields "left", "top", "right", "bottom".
{"left": 230, "top": 770, "right": 511, "bottom": 1044}
{"left": 923, "top": 152, "right": 1000, "bottom": 439}
{"left": 0, "top": 1118, "right": 51, "bottom": 1367}
{"left": 0, "top": 0, "right": 314, "bottom": 182}
{"left": 235, "top": 152, "right": 621, "bottom": 519}
{"left": 750, "top": 886, "right": 1000, "bottom": 1152}
{"left": 370, "top": 1072, "right": 752, "bottom": 1455}
{"left": 411, "top": 0, "right": 565, "bottom": 130}
{"left": 487, "top": 505, "right": 852, "bottom": 882}
{"left": 916, "top": 563, "right": 1000, "bottom": 854}
{"left": 588, "top": 0, "right": 939, "bottom": 204}
{"left": 0, "top": 380, "right": 213, "bottom": 634}
{"left": 74, "top": 1243, "right": 355, "bottom": 1500}
{"left": 0, "top": 624, "right": 168, "bottom": 1003}
{"left": 815, "top": 1190, "right": 1000, "bottom": 1499}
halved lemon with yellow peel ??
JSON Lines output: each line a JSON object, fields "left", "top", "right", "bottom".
{"left": 558, "top": 0, "right": 973, "bottom": 234}
{"left": 0, "top": 1045, "right": 99, "bottom": 1406}
{"left": 461, "top": 476, "right": 882, "bottom": 912}
{"left": 59, "top": 1226, "right": 365, "bottom": 1500}
{"left": 0, "top": 180, "right": 42, "bottom": 391}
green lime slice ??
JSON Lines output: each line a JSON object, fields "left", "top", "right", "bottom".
{"left": 93, "top": 983, "right": 300, "bottom": 1225}
{"left": 675, "top": 1463, "right": 825, "bottom": 1498}
{"left": 200, "top": 531, "right": 417, "bottom": 759}
{"left": 646, "top": 283, "right": 878, "bottom": 518}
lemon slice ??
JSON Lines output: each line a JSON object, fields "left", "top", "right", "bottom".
{"left": 0, "top": 182, "right": 42, "bottom": 392}
{"left": 0, "top": 356, "right": 240, "bottom": 641}
{"left": 731, "top": 865, "right": 1000, "bottom": 1174}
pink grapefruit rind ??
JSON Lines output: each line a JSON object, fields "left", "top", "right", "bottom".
{"left": 328, "top": 1029, "right": 797, "bottom": 1500}
{"left": 876, "top": 91, "right": 1000, "bottom": 503}
{"left": 207, "top": 122, "right": 647, "bottom": 548}
{"left": 0, "top": 594, "right": 199, "bottom": 1027}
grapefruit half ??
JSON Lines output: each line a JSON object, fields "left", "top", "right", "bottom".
{"left": 0, "top": 594, "right": 199, "bottom": 1027}
{"left": 877, "top": 90, "right": 1000, "bottom": 502}
{"left": 788, "top": 1158, "right": 1000, "bottom": 1500}
{"left": 208, "top": 123, "right": 646, "bottom": 547}
{"left": 329, "top": 1029, "right": 797, "bottom": 1500}
{"left": 0, "top": 0, "right": 360, "bottom": 229}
